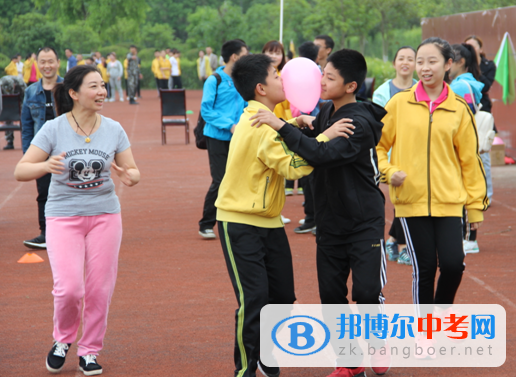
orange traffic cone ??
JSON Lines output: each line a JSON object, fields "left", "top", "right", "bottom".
{"left": 17, "top": 252, "right": 44, "bottom": 264}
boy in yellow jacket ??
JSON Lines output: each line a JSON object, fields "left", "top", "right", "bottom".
{"left": 5, "top": 56, "right": 19, "bottom": 76}
{"left": 215, "top": 54, "right": 343, "bottom": 377}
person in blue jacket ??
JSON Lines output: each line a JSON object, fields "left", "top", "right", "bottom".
{"left": 198, "top": 39, "right": 248, "bottom": 239}
{"left": 450, "top": 43, "right": 487, "bottom": 255}
{"left": 21, "top": 47, "right": 63, "bottom": 250}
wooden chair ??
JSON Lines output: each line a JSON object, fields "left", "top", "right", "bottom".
{"left": 0, "top": 94, "right": 22, "bottom": 133}
{"left": 159, "top": 89, "right": 189, "bottom": 145}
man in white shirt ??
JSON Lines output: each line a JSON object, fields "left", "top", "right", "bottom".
{"left": 16, "top": 54, "right": 24, "bottom": 79}
{"left": 169, "top": 49, "right": 183, "bottom": 89}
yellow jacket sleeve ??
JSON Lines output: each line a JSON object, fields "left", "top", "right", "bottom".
{"left": 454, "top": 106, "right": 488, "bottom": 222}
{"left": 151, "top": 59, "right": 160, "bottom": 78}
{"left": 5, "top": 61, "right": 18, "bottom": 76}
{"left": 376, "top": 101, "right": 401, "bottom": 184}
{"left": 256, "top": 129, "right": 313, "bottom": 180}
{"left": 205, "top": 57, "right": 212, "bottom": 77}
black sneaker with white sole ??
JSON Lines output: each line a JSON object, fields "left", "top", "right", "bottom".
{"left": 294, "top": 222, "right": 316, "bottom": 234}
{"left": 23, "top": 234, "right": 47, "bottom": 249}
{"left": 79, "top": 355, "right": 103, "bottom": 376}
{"left": 258, "top": 360, "right": 280, "bottom": 377}
{"left": 46, "top": 341, "right": 71, "bottom": 373}
{"left": 199, "top": 229, "right": 216, "bottom": 239}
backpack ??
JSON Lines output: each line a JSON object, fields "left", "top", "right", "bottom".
{"left": 464, "top": 81, "right": 495, "bottom": 154}
{"left": 194, "top": 73, "right": 222, "bottom": 149}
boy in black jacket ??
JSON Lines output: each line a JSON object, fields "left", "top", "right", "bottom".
{"left": 251, "top": 49, "right": 389, "bottom": 377}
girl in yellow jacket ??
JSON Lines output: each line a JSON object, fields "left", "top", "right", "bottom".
{"left": 23, "top": 53, "right": 42, "bottom": 84}
{"left": 377, "top": 37, "right": 488, "bottom": 354}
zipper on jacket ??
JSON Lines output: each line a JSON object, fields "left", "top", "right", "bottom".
{"left": 263, "top": 176, "right": 269, "bottom": 209}
{"left": 427, "top": 113, "right": 433, "bottom": 216}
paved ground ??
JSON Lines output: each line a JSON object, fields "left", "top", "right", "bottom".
{"left": 0, "top": 90, "right": 514, "bottom": 376}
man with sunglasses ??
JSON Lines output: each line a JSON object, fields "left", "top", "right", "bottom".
{"left": 20, "top": 46, "right": 63, "bottom": 249}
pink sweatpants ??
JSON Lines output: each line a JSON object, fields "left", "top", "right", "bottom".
{"left": 46, "top": 213, "right": 122, "bottom": 356}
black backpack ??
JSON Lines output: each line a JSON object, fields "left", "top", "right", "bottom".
{"left": 194, "top": 73, "right": 222, "bottom": 149}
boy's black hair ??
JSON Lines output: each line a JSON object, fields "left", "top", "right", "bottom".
{"left": 327, "top": 49, "right": 367, "bottom": 94}
{"left": 221, "top": 39, "right": 247, "bottom": 64}
{"left": 315, "top": 35, "right": 335, "bottom": 52}
{"left": 232, "top": 54, "right": 272, "bottom": 102}
{"left": 130, "top": 45, "right": 138, "bottom": 50}
{"left": 298, "top": 41, "right": 319, "bottom": 62}
{"left": 287, "top": 50, "right": 293, "bottom": 60}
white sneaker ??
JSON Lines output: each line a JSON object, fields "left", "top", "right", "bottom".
{"left": 281, "top": 215, "right": 291, "bottom": 224}
{"left": 109, "top": 98, "right": 115, "bottom": 102}
{"left": 199, "top": 229, "right": 216, "bottom": 239}
{"left": 120, "top": 98, "right": 124, "bottom": 102}
{"left": 464, "top": 240, "right": 479, "bottom": 254}
{"left": 299, "top": 219, "right": 305, "bottom": 225}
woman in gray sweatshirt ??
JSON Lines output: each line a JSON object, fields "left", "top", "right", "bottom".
{"left": 106, "top": 53, "right": 124, "bottom": 102}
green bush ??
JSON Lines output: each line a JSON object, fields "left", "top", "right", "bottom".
{"left": 365, "top": 57, "right": 396, "bottom": 90}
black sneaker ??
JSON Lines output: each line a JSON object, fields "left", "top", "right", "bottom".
{"left": 23, "top": 234, "right": 47, "bottom": 249}
{"left": 46, "top": 341, "right": 71, "bottom": 373}
{"left": 294, "top": 222, "right": 316, "bottom": 234}
{"left": 129, "top": 99, "right": 139, "bottom": 105}
{"left": 79, "top": 355, "right": 103, "bottom": 376}
{"left": 3, "top": 143, "right": 14, "bottom": 150}
{"left": 258, "top": 360, "right": 280, "bottom": 377}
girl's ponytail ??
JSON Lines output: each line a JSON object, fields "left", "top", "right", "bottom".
{"left": 53, "top": 82, "right": 73, "bottom": 116}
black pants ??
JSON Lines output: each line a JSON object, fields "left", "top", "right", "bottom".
{"left": 388, "top": 213, "right": 406, "bottom": 244}
{"left": 172, "top": 76, "right": 183, "bottom": 89}
{"left": 105, "top": 82, "right": 111, "bottom": 99}
{"left": 219, "top": 222, "right": 296, "bottom": 377}
{"left": 300, "top": 174, "right": 315, "bottom": 224}
{"left": 318, "top": 239, "right": 386, "bottom": 368}
{"left": 400, "top": 217, "right": 464, "bottom": 310}
{"left": 36, "top": 173, "right": 51, "bottom": 234}
{"left": 317, "top": 239, "right": 386, "bottom": 305}
{"left": 157, "top": 79, "right": 168, "bottom": 90}
{"left": 199, "top": 137, "right": 230, "bottom": 231}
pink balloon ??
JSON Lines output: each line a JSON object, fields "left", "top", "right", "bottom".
{"left": 281, "top": 58, "right": 322, "bottom": 113}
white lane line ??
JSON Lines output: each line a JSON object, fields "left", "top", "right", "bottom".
{"left": 491, "top": 199, "right": 516, "bottom": 213}
{"left": 0, "top": 182, "right": 23, "bottom": 211}
{"left": 466, "top": 272, "right": 516, "bottom": 310}
{"left": 117, "top": 104, "right": 139, "bottom": 198}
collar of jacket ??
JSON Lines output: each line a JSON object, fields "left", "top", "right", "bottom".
{"left": 407, "top": 82, "right": 457, "bottom": 112}
{"left": 246, "top": 100, "right": 273, "bottom": 113}
{"left": 34, "top": 76, "right": 64, "bottom": 94}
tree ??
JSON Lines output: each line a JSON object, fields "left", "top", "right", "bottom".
{"left": 103, "top": 18, "right": 141, "bottom": 46}
{"left": 9, "top": 13, "right": 61, "bottom": 55}
{"left": 186, "top": 1, "right": 244, "bottom": 49}
{"left": 34, "top": 0, "right": 147, "bottom": 35}
{"left": 56, "top": 21, "right": 101, "bottom": 54}
{"left": 141, "top": 23, "right": 176, "bottom": 49}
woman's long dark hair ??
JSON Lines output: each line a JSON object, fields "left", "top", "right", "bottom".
{"left": 53, "top": 65, "right": 101, "bottom": 116}
{"left": 418, "top": 37, "right": 455, "bottom": 84}
{"left": 452, "top": 43, "right": 481, "bottom": 80}
{"left": 262, "top": 40, "right": 286, "bottom": 71}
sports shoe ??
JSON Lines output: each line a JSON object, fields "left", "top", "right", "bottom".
{"left": 299, "top": 219, "right": 305, "bottom": 225}
{"left": 129, "top": 99, "right": 139, "bottom": 105}
{"left": 257, "top": 360, "right": 280, "bottom": 377}
{"left": 327, "top": 366, "right": 366, "bottom": 377}
{"left": 119, "top": 98, "right": 124, "bottom": 102}
{"left": 294, "top": 222, "right": 316, "bottom": 234}
{"left": 464, "top": 240, "right": 479, "bottom": 254}
{"left": 46, "top": 341, "right": 71, "bottom": 373}
{"left": 369, "top": 343, "right": 391, "bottom": 375}
{"left": 397, "top": 248, "right": 411, "bottom": 265}
{"left": 199, "top": 229, "right": 216, "bottom": 239}
{"left": 3, "top": 143, "right": 14, "bottom": 150}
{"left": 414, "top": 334, "right": 436, "bottom": 359}
{"left": 285, "top": 188, "right": 294, "bottom": 196}
{"left": 23, "top": 234, "right": 47, "bottom": 249}
{"left": 386, "top": 240, "right": 399, "bottom": 262}
{"left": 312, "top": 227, "right": 316, "bottom": 236}
{"left": 297, "top": 187, "right": 304, "bottom": 195}
{"left": 79, "top": 355, "right": 103, "bottom": 376}
{"left": 281, "top": 215, "right": 291, "bottom": 224}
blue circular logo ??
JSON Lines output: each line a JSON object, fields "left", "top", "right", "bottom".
{"left": 271, "top": 315, "right": 331, "bottom": 356}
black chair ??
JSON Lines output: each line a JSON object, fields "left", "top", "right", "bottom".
{"left": 159, "top": 89, "right": 189, "bottom": 145}
{"left": 0, "top": 94, "right": 22, "bottom": 132}
{"left": 363, "top": 77, "right": 376, "bottom": 100}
